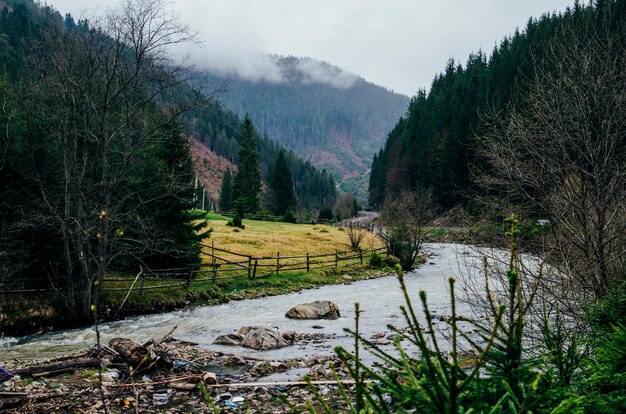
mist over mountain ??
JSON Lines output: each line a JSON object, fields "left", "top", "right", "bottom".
{"left": 197, "top": 56, "right": 410, "bottom": 199}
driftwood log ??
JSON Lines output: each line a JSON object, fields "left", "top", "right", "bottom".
{"left": 109, "top": 338, "right": 149, "bottom": 366}
{"left": 11, "top": 358, "right": 101, "bottom": 377}
{"left": 108, "top": 337, "right": 173, "bottom": 370}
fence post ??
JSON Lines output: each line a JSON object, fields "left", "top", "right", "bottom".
{"left": 253, "top": 259, "right": 258, "bottom": 279}
{"left": 306, "top": 253, "right": 310, "bottom": 272}
{"left": 186, "top": 267, "right": 193, "bottom": 290}
{"left": 335, "top": 250, "right": 338, "bottom": 268}
{"left": 212, "top": 258, "right": 217, "bottom": 284}
{"left": 359, "top": 249, "right": 363, "bottom": 265}
{"left": 139, "top": 265, "right": 144, "bottom": 296}
{"left": 247, "top": 256, "right": 252, "bottom": 279}
{"left": 276, "top": 252, "right": 280, "bottom": 276}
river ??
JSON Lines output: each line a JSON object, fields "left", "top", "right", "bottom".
{"left": 1, "top": 243, "right": 485, "bottom": 364}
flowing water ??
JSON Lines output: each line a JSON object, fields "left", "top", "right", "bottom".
{"left": 1, "top": 243, "right": 485, "bottom": 365}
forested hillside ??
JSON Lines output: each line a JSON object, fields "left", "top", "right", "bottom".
{"left": 182, "top": 98, "right": 337, "bottom": 212}
{"left": 0, "top": 0, "right": 336, "bottom": 323}
{"left": 369, "top": 0, "right": 626, "bottom": 210}
{"left": 198, "top": 57, "right": 409, "bottom": 192}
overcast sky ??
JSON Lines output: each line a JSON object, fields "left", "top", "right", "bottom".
{"left": 49, "top": 0, "right": 576, "bottom": 96}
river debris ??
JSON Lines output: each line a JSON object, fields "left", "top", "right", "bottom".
{"left": 1, "top": 329, "right": 361, "bottom": 413}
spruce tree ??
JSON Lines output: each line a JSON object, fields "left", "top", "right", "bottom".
{"left": 233, "top": 114, "right": 261, "bottom": 214}
{"left": 218, "top": 169, "right": 234, "bottom": 212}
{"left": 268, "top": 149, "right": 296, "bottom": 215}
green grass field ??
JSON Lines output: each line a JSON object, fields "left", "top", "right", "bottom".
{"left": 200, "top": 213, "right": 384, "bottom": 258}
{"left": 98, "top": 214, "right": 388, "bottom": 321}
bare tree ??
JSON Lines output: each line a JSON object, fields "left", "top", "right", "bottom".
{"left": 17, "top": 0, "right": 203, "bottom": 320}
{"left": 477, "top": 16, "right": 626, "bottom": 298}
{"left": 346, "top": 223, "right": 367, "bottom": 250}
{"left": 380, "top": 188, "right": 436, "bottom": 271}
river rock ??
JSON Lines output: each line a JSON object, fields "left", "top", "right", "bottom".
{"left": 240, "top": 327, "right": 291, "bottom": 351}
{"left": 213, "top": 333, "right": 244, "bottom": 346}
{"left": 285, "top": 301, "right": 340, "bottom": 320}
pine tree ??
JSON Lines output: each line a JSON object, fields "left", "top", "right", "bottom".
{"left": 141, "top": 123, "right": 207, "bottom": 267}
{"left": 233, "top": 114, "right": 261, "bottom": 214}
{"left": 218, "top": 169, "right": 234, "bottom": 212}
{"left": 268, "top": 149, "right": 296, "bottom": 215}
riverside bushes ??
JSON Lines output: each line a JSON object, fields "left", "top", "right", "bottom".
{"left": 303, "top": 215, "right": 623, "bottom": 413}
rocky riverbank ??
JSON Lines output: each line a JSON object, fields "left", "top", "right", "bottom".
{"left": 1, "top": 332, "right": 360, "bottom": 413}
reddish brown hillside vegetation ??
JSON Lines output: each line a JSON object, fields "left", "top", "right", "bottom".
{"left": 190, "top": 139, "right": 236, "bottom": 207}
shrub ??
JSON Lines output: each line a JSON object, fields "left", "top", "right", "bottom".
{"left": 226, "top": 214, "right": 244, "bottom": 229}
{"left": 282, "top": 210, "right": 296, "bottom": 223}
{"left": 346, "top": 224, "right": 367, "bottom": 250}
{"left": 368, "top": 252, "right": 383, "bottom": 268}
{"left": 318, "top": 207, "right": 334, "bottom": 221}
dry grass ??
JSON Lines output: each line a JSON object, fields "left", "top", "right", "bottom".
{"left": 201, "top": 215, "right": 384, "bottom": 259}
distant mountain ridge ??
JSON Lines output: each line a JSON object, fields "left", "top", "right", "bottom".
{"left": 198, "top": 56, "right": 410, "bottom": 195}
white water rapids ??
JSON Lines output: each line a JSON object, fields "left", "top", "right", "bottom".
{"left": 1, "top": 244, "right": 488, "bottom": 365}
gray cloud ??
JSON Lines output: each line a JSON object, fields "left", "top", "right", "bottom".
{"left": 50, "top": 0, "right": 576, "bottom": 96}
{"left": 294, "top": 58, "right": 358, "bottom": 89}
{"left": 188, "top": 46, "right": 285, "bottom": 83}
{"left": 186, "top": 44, "right": 359, "bottom": 89}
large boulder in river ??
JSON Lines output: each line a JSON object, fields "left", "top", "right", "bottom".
{"left": 240, "top": 327, "right": 291, "bottom": 351}
{"left": 285, "top": 301, "right": 340, "bottom": 320}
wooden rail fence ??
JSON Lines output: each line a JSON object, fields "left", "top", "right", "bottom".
{"left": 1, "top": 245, "right": 388, "bottom": 297}
{"left": 98, "top": 243, "right": 388, "bottom": 295}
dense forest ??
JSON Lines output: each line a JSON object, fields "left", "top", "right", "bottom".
{"left": 182, "top": 99, "right": 337, "bottom": 213}
{"left": 0, "top": 0, "right": 336, "bottom": 323}
{"left": 369, "top": 0, "right": 626, "bottom": 210}
{"left": 371, "top": 0, "right": 625, "bottom": 305}
{"left": 198, "top": 57, "right": 409, "bottom": 196}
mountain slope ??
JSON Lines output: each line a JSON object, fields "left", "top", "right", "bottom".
{"left": 370, "top": 0, "right": 626, "bottom": 209}
{"left": 198, "top": 56, "right": 409, "bottom": 190}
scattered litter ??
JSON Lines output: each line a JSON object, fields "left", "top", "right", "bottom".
{"left": 153, "top": 391, "right": 172, "bottom": 405}
{"left": 231, "top": 396, "right": 245, "bottom": 403}
{"left": 173, "top": 360, "right": 191, "bottom": 370}
{"left": 224, "top": 399, "right": 239, "bottom": 409}
{"left": 0, "top": 367, "right": 14, "bottom": 381}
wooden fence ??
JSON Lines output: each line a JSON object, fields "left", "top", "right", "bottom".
{"left": 99, "top": 243, "right": 389, "bottom": 295}
{"left": 219, "top": 212, "right": 334, "bottom": 226}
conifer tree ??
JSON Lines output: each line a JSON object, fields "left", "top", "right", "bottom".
{"left": 218, "top": 169, "right": 234, "bottom": 212}
{"left": 268, "top": 149, "right": 296, "bottom": 215}
{"left": 233, "top": 114, "right": 261, "bottom": 214}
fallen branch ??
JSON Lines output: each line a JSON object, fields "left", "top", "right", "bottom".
{"left": 32, "top": 367, "right": 76, "bottom": 378}
{"left": 108, "top": 377, "right": 372, "bottom": 389}
{"left": 0, "top": 392, "right": 27, "bottom": 397}
{"left": 113, "top": 269, "right": 143, "bottom": 319}
{"left": 157, "top": 325, "right": 178, "bottom": 345}
{"left": 11, "top": 358, "right": 101, "bottom": 377}
{"left": 108, "top": 375, "right": 198, "bottom": 388}
{"left": 211, "top": 379, "right": 375, "bottom": 388}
